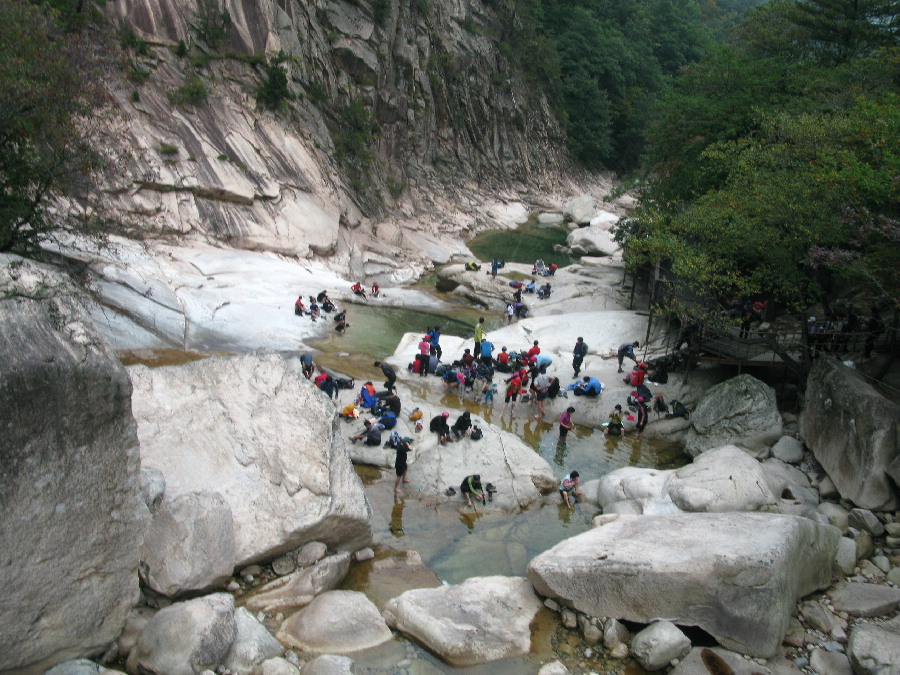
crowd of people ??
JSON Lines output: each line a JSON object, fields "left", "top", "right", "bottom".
{"left": 295, "top": 262, "right": 655, "bottom": 513}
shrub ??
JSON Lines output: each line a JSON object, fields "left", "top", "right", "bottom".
{"left": 257, "top": 58, "right": 291, "bottom": 109}
{"left": 168, "top": 74, "right": 208, "bottom": 107}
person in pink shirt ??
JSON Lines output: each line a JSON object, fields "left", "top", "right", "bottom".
{"left": 416, "top": 335, "right": 431, "bottom": 376}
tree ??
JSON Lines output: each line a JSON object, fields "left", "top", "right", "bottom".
{"left": 0, "top": 0, "right": 101, "bottom": 254}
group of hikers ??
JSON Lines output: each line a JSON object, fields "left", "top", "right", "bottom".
{"left": 294, "top": 290, "right": 349, "bottom": 334}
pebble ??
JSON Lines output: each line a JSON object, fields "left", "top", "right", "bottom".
{"left": 824, "top": 641, "right": 844, "bottom": 652}
{"left": 795, "top": 657, "right": 809, "bottom": 668}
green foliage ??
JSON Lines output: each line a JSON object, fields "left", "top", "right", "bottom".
{"left": 373, "top": 0, "right": 390, "bottom": 26}
{"left": 333, "top": 100, "right": 375, "bottom": 165}
{"left": 304, "top": 80, "right": 328, "bottom": 103}
{"left": 175, "top": 39, "right": 188, "bottom": 57}
{"left": 632, "top": 0, "right": 900, "bottom": 311}
{"left": 190, "top": 0, "right": 231, "bottom": 50}
{"left": 0, "top": 0, "right": 102, "bottom": 254}
{"left": 256, "top": 53, "right": 291, "bottom": 110}
{"left": 168, "top": 74, "right": 208, "bottom": 107}
{"left": 157, "top": 143, "right": 179, "bottom": 156}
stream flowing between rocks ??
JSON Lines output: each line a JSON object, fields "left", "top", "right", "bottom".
{"left": 121, "top": 291, "right": 689, "bottom": 673}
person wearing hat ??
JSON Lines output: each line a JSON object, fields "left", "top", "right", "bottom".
{"left": 460, "top": 474, "right": 486, "bottom": 507}
{"left": 429, "top": 411, "right": 452, "bottom": 444}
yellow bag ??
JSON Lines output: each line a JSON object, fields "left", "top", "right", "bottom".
{"left": 341, "top": 403, "right": 359, "bottom": 419}
{"left": 409, "top": 408, "right": 423, "bottom": 421}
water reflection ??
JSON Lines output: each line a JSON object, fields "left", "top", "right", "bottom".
{"left": 389, "top": 495, "right": 406, "bottom": 538}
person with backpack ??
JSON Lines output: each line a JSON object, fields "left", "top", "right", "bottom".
{"left": 393, "top": 438, "right": 412, "bottom": 493}
{"left": 356, "top": 382, "right": 378, "bottom": 409}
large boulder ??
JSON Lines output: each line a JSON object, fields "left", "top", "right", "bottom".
{"left": 276, "top": 590, "right": 392, "bottom": 654}
{"left": 563, "top": 194, "right": 595, "bottom": 225}
{"left": 565, "top": 226, "right": 619, "bottom": 257}
{"left": 382, "top": 576, "right": 542, "bottom": 666}
{"left": 847, "top": 615, "right": 900, "bottom": 675}
{"left": 597, "top": 445, "right": 777, "bottom": 514}
{"left": 800, "top": 357, "right": 900, "bottom": 510}
{"left": 684, "top": 375, "right": 783, "bottom": 458}
{"left": 527, "top": 512, "right": 839, "bottom": 657}
{"left": 126, "top": 593, "right": 237, "bottom": 675}
{"left": 129, "top": 352, "right": 372, "bottom": 567}
{"left": 140, "top": 491, "right": 236, "bottom": 597}
{"left": 0, "top": 256, "right": 148, "bottom": 674}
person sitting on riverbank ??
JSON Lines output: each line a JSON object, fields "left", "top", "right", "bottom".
{"left": 524, "top": 280, "right": 536, "bottom": 294}
{"left": 430, "top": 411, "right": 452, "bottom": 444}
{"left": 350, "top": 419, "right": 382, "bottom": 446}
{"left": 351, "top": 282, "right": 367, "bottom": 299}
{"left": 494, "top": 346, "right": 511, "bottom": 372}
{"left": 335, "top": 312, "right": 349, "bottom": 334}
{"left": 574, "top": 376, "right": 603, "bottom": 397}
{"left": 559, "top": 471, "right": 582, "bottom": 510}
{"left": 538, "top": 283, "right": 552, "bottom": 299}
{"left": 294, "top": 296, "right": 307, "bottom": 316}
{"left": 624, "top": 363, "right": 646, "bottom": 386}
{"left": 451, "top": 411, "right": 472, "bottom": 439}
{"left": 356, "top": 382, "right": 378, "bottom": 409}
{"left": 533, "top": 259, "right": 546, "bottom": 276}
{"left": 309, "top": 297, "right": 320, "bottom": 321}
{"left": 371, "top": 281, "right": 380, "bottom": 298}
{"left": 460, "top": 474, "right": 486, "bottom": 507}
{"left": 605, "top": 404, "right": 626, "bottom": 437}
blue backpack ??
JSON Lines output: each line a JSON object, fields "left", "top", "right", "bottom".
{"left": 379, "top": 412, "right": 398, "bottom": 430}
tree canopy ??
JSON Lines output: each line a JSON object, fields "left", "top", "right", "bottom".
{"left": 0, "top": 0, "right": 102, "bottom": 254}
{"left": 623, "top": 0, "right": 900, "bottom": 316}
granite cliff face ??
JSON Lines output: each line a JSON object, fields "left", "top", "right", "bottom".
{"left": 78, "top": 0, "right": 586, "bottom": 280}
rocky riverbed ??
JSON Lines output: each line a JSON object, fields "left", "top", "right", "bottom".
{"left": 2, "top": 193, "right": 899, "bottom": 674}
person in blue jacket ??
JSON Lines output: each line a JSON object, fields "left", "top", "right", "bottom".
{"left": 573, "top": 376, "right": 603, "bottom": 397}
{"left": 617, "top": 341, "right": 640, "bottom": 373}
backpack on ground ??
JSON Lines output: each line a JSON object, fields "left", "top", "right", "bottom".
{"left": 653, "top": 395, "right": 669, "bottom": 418}
{"left": 435, "top": 363, "right": 450, "bottom": 377}
{"left": 336, "top": 377, "right": 354, "bottom": 390}
{"left": 667, "top": 399, "right": 690, "bottom": 420}
{"left": 378, "top": 412, "right": 398, "bottom": 429}
{"left": 470, "top": 426, "right": 483, "bottom": 440}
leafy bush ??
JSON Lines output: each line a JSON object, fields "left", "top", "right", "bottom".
{"left": 168, "top": 74, "right": 208, "bottom": 107}
{"left": 257, "top": 56, "right": 291, "bottom": 109}
{"left": 157, "top": 143, "right": 179, "bottom": 156}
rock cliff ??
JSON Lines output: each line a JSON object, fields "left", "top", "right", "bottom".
{"left": 74, "top": 0, "right": 589, "bottom": 280}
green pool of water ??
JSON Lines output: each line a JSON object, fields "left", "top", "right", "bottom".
{"left": 467, "top": 217, "right": 573, "bottom": 266}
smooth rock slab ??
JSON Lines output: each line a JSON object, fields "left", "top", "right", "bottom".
{"left": 828, "top": 581, "right": 900, "bottom": 617}
{"left": 810, "top": 649, "right": 854, "bottom": 675}
{"left": 670, "top": 647, "right": 796, "bottom": 675}
{"left": 382, "top": 576, "right": 542, "bottom": 667}
{"left": 299, "top": 655, "right": 354, "bottom": 674}
{"left": 847, "top": 616, "right": 900, "bottom": 675}
{"left": 277, "top": 590, "right": 391, "bottom": 654}
{"left": 527, "top": 512, "right": 839, "bottom": 657}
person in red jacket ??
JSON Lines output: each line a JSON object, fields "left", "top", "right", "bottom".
{"left": 499, "top": 372, "right": 522, "bottom": 417}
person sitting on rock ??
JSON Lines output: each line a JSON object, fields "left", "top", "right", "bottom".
{"left": 294, "top": 296, "right": 307, "bottom": 316}
{"left": 559, "top": 471, "right": 582, "bottom": 509}
{"left": 335, "top": 311, "right": 349, "bottom": 334}
{"left": 351, "top": 282, "right": 367, "bottom": 299}
{"left": 350, "top": 419, "right": 382, "bottom": 446}
{"left": 451, "top": 411, "right": 472, "bottom": 439}
{"left": 624, "top": 363, "right": 647, "bottom": 386}
{"left": 574, "top": 375, "right": 603, "bottom": 397}
{"left": 524, "top": 280, "right": 536, "bottom": 294}
{"left": 355, "top": 382, "right": 378, "bottom": 409}
{"left": 430, "top": 412, "right": 452, "bottom": 444}
{"left": 371, "top": 281, "right": 380, "bottom": 298}
{"left": 533, "top": 259, "right": 546, "bottom": 275}
{"left": 308, "top": 297, "right": 320, "bottom": 321}
{"left": 460, "top": 474, "right": 486, "bottom": 507}
{"left": 538, "top": 283, "right": 552, "bottom": 299}
{"left": 495, "top": 346, "right": 511, "bottom": 372}
{"left": 605, "top": 404, "right": 626, "bottom": 437}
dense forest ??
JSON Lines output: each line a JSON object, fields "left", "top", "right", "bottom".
{"left": 1, "top": 0, "right": 898, "bottom": 318}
